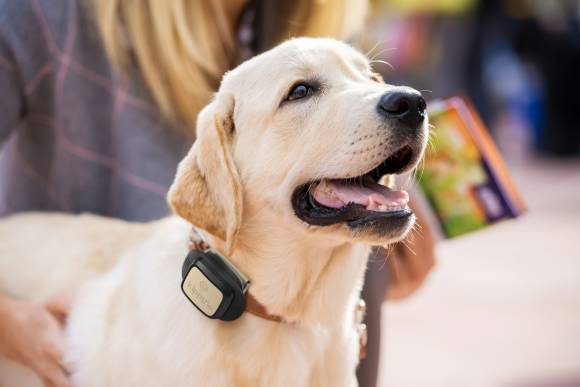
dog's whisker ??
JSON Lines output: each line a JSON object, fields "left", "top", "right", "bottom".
{"left": 381, "top": 245, "right": 394, "bottom": 268}
{"left": 401, "top": 239, "right": 417, "bottom": 256}
{"left": 365, "top": 41, "right": 383, "bottom": 58}
{"left": 376, "top": 247, "right": 389, "bottom": 271}
{"left": 411, "top": 220, "right": 424, "bottom": 233}
{"left": 411, "top": 153, "right": 427, "bottom": 183}
{"left": 369, "top": 47, "right": 397, "bottom": 62}
{"left": 369, "top": 246, "right": 385, "bottom": 263}
{"left": 369, "top": 59, "right": 395, "bottom": 71}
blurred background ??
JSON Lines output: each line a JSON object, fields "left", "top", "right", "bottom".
{"left": 360, "top": 0, "right": 580, "bottom": 386}
{"left": 1, "top": 0, "right": 578, "bottom": 386}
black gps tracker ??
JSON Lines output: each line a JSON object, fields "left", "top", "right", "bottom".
{"left": 181, "top": 249, "right": 249, "bottom": 321}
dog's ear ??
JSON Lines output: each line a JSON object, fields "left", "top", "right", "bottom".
{"left": 167, "top": 93, "right": 242, "bottom": 254}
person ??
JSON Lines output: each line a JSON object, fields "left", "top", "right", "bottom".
{"left": 0, "top": 1, "right": 434, "bottom": 386}
{"left": 358, "top": 195, "right": 435, "bottom": 387}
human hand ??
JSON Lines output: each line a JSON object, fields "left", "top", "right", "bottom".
{"left": 386, "top": 196, "right": 437, "bottom": 300}
{"left": 385, "top": 237, "right": 436, "bottom": 300}
{"left": 0, "top": 293, "right": 72, "bottom": 387}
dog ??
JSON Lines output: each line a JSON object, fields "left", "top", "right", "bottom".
{"left": 0, "top": 37, "right": 428, "bottom": 387}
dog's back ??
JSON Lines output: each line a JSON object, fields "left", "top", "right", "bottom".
{"left": 0, "top": 213, "right": 157, "bottom": 301}
{"left": 0, "top": 212, "right": 160, "bottom": 386}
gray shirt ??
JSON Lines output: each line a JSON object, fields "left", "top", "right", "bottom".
{"left": 0, "top": 0, "right": 191, "bottom": 221}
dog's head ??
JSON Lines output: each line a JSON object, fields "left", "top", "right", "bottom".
{"left": 168, "top": 38, "right": 428, "bottom": 253}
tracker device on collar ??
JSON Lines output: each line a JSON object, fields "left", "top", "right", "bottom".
{"left": 181, "top": 249, "right": 250, "bottom": 321}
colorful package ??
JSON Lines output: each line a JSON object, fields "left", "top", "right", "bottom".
{"left": 417, "top": 97, "right": 526, "bottom": 238}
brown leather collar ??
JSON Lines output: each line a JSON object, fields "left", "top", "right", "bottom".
{"left": 188, "top": 229, "right": 286, "bottom": 323}
{"left": 245, "top": 292, "right": 285, "bottom": 323}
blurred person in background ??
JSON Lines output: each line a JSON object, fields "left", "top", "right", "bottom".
{"left": 466, "top": 0, "right": 580, "bottom": 156}
{"left": 367, "top": 0, "right": 580, "bottom": 157}
{"left": 0, "top": 1, "right": 435, "bottom": 386}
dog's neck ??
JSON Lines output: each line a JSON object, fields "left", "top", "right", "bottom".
{"left": 203, "top": 221, "right": 371, "bottom": 326}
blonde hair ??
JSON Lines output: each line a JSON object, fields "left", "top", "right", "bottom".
{"left": 92, "top": 0, "right": 367, "bottom": 131}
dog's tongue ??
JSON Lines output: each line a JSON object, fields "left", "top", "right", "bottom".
{"left": 311, "top": 179, "right": 409, "bottom": 211}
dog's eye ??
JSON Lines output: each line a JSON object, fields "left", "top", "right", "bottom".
{"left": 286, "top": 84, "right": 313, "bottom": 101}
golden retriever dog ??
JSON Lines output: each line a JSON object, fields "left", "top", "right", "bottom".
{"left": 0, "top": 37, "right": 428, "bottom": 387}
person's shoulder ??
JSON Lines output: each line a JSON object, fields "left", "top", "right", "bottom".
{"left": 0, "top": 0, "right": 73, "bottom": 48}
{"left": 0, "top": 1, "right": 34, "bottom": 32}
{"left": 0, "top": 0, "right": 58, "bottom": 29}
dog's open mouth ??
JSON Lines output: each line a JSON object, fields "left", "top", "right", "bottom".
{"left": 292, "top": 145, "right": 415, "bottom": 227}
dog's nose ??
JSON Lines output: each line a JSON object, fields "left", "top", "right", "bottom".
{"left": 377, "top": 88, "right": 427, "bottom": 128}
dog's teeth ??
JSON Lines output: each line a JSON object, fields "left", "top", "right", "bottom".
{"left": 373, "top": 203, "right": 407, "bottom": 212}
{"left": 379, "top": 174, "right": 396, "bottom": 189}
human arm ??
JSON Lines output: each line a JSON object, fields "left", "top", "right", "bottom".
{"left": 0, "top": 10, "right": 25, "bottom": 146}
{"left": 386, "top": 195, "right": 437, "bottom": 300}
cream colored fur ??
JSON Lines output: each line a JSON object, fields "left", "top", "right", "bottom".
{"left": 0, "top": 38, "right": 428, "bottom": 387}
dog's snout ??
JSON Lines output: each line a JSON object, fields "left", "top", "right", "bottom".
{"left": 377, "top": 88, "right": 426, "bottom": 128}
